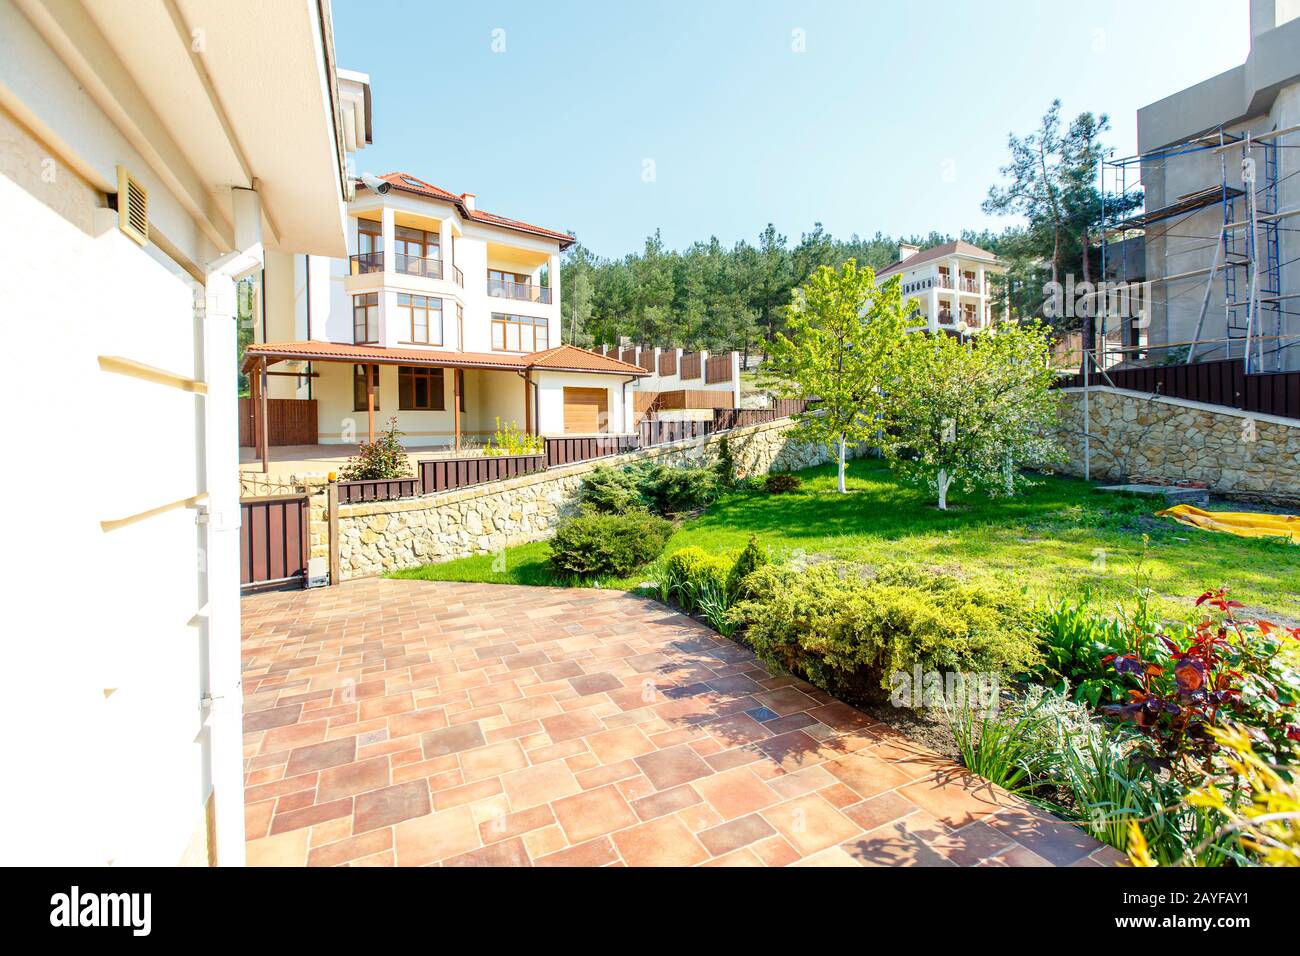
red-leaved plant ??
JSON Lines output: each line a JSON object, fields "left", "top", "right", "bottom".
{"left": 1103, "top": 588, "right": 1300, "bottom": 783}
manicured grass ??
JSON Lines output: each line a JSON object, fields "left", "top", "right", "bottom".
{"left": 388, "top": 458, "right": 1300, "bottom": 622}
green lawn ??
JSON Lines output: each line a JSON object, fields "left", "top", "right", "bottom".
{"left": 389, "top": 458, "right": 1300, "bottom": 623}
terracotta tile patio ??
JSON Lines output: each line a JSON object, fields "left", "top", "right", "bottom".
{"left": 241, "top": 579, "right": 1125, "bottom": 867}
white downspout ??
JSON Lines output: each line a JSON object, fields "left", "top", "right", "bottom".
{"left": 201, "top": 186, "right": 263, "bottom": 867}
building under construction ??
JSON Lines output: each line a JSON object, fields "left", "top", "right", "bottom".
{"left": 1097, "top": 0, "right": 1300, "bottom": 375}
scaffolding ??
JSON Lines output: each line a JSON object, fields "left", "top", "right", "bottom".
{"left": 1097, "top": 122, "right": 1299, "bottom": 374}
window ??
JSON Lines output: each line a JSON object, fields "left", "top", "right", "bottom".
{"left": 353, "top": 293, "right": 378, "bottom": 343}
{"left": 491, "top": 313, "right": 549, "bottom": 353}
{"left": 397, "top": 293, "right": 443, "bottom": 345}
{"left": 398, "top": 367, "right": 445, "bottom": 411}
{"left": 357, "top": 219, "right": 382, "bottom": 255}
{"left": 395, "top": 225, "right": 438, "bottom": 262}
{"left": 353, "top": 364, "right": 379, "bottom": 412}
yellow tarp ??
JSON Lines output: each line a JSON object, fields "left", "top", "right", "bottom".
{"left": 1156, "top": 504, "right": 1300, "bottom": 543}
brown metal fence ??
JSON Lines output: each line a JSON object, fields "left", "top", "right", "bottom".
{"left": 545, "top": 435, "right": 641, "bottom": 467}
{"left": 713, "top": 408, "right": 778, "bottom": 430}
{"left": 1054, "top": 359, "right": 1300, "bottom": 421}
{"left": 420, "top": 453, "right": 546, "bottom": 493}
{"left": 771, "top": 398, "right": 811, "bottom": 418}
{"left": 337, "top": 477, "right": 421, "bottom": 503}
{"left": 240, "top": 495, "right": 309, "bottom": 591}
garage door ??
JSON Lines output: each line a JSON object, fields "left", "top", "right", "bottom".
{"left": 563, "top": 386, "right": 608, "bottom": 434}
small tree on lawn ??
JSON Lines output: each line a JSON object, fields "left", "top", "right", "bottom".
{"left": 885, "top": 321, "right": 1062, "bottom": 510}
{"left": 766, "top": 259, "right": 909, "bottom": 494}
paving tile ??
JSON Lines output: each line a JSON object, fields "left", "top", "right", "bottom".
{"left": 354, "top": 781, "right": 432, "bottom": 833}
{"left": 394, "top": 805, "right": 480, "bottom": 866}
{"left": 760, "top": 793, "right": 861, "bottom": 857}
{"left": 634, "top": 744, "right": 714, "bottom": 790}
{"left": 697, "top": 813, "right": 777, "bottom": 857}
{"left": 285, "top": 738, "right": 356, "bottom": 776}
{"left": 460, "top": 740, "right": 528, "bottom": 782}
{"left": 317, "top": 757, "right": 391, "bottom": 803}
{"left": 693, "top": 767, "right": 781, "bottom": 820}
{"left": 587, "top": 726, "right": 656, "bottom": 764}
{"left": 611, "top": 816, "right": 709, "bottom": 867}
{"left": 501, "top": 761, "right": 582, "bottom": 810}
{"left": 552, "top": 785, "right": 639, "bottom": 844}
{"left": 244, "top": 580, "right": 1099, "bottom": 868}
{"left": 420, "top": 722, "right": 486, "bottom": 759}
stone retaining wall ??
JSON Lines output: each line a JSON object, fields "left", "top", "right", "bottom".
{"left": 337, "top": 418, "right": 841, "bottom": 579}
{"left": 1054, "top": 387, "right": 1300, "bottom": 502}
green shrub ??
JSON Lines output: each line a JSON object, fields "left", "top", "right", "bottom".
{"left": 640, "top": 463, "right": 720, "bottom": 514}
{"left": 547, "top": 510, "right": 672, "bottom": 579}
{"left": 731, "top": 562, "right": 1041, "bottom": 702}
{"left": 725, "top": 535, "right": 769, "bottom": 602}
{"left": 764, "top": 473, "right": 802, "bottom": 494}
{"left": 662, "top": 546, "right": 733, "bottom": 613}
{"left": 579, "top": 466, "right": 645, "bottom": 515}
{"left": 340, "top": 417, "right": 413, "bottom": 480}
{"left": 715, "top": 437, "right": 737, "bottom": 488}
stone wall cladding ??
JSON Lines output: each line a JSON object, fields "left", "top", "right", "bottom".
{"left": 1053, "top": 387, "right": 1300, "bottom": 502}
{"left": 338, "top": 419, "right": 842, "bottom": 579}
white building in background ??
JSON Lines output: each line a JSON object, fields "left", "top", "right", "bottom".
{"left": 875, "top": 239, "right": 1007, "bottom": 334}
{"left": 249, "top": 170, "right": 648, "bottom": 451}
{"left": 0, "top": 0, "right": 360, "bottom": 866}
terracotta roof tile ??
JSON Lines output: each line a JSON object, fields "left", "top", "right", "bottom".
{"left": 367, "top": 173, "right": 575, "bottom": 248}
{"left": 876, "top": 240, "right": 999, "bottom": 278}
{"left": 242, "top": 341, "right": 648, "bottom": 376}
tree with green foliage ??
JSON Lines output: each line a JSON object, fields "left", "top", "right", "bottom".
{"left": 766, "top": 259, "right": 909, "bottom": 494}
{"left": 884, "top": 322, "right": 1062, "bottom": 510}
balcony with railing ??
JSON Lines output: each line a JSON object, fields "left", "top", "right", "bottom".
{"left": 395, "top": 253, "right": 443, "bottom": 280}
{"left": 350, "top": 251, "right": 383, "bottom": 275}
{"left": 959, "top": 277, "right": 980, "bottom": 293}
{"left": 487, "top": 276, "right": 552, "bottom": 304}
{"left": 936, "top": 273, "right": 954, "bottom": 289}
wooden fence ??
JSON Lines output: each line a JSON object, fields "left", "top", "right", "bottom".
{"left": 680, "top": 352, "right": 702, "bottom": 380}
{"left": 1054, "top": 359, "right": 1300, "bottom": 421}
{"left": 239, "top": 397, "right": 318, "bottom": 446}
{"left": 704, "top": 353, "right": 733, "bottom": 384}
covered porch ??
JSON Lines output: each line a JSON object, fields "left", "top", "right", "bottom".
{"left": 240, "top": 342, "right": 647, "bottom": 473}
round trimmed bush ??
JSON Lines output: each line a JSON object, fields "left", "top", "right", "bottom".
{"left": 547, "top": 509, "right": 673, "bottom": 579}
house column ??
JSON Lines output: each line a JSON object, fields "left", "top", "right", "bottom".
{"left": 523, "top": 372, "right": 532, "bottom": 435}
{"left": 928, "top": 286, "right": 939, "bottom": 334}
{"left": 548, "top": 251, "right": 562, "bottom": 345}
{"left": 453, "top": 368, "right": 461, "bottom": 450}
{"left": 977, "top": 264, "right": 986, "bottom": 327}
{"left": 366, "top": 363, "right": 376, "bottom": 444}
{"left": 381, "top": 205, "right": 396, "bottom": 276}
{"left": 259, "top": 357, "right": 269, "bottom": 472}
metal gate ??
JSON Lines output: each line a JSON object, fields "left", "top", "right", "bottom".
{"left": 240, "top": 495, "right": 309, "bottom": 592}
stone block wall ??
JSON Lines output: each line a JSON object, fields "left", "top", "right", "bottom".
{"left": 1054, "top": 387, "right": 1300, "bottom": 502}
{"left": 337, "top": 418, "right": 842, "bottom": 579}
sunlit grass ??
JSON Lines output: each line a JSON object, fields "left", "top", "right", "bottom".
{"left": 389, "top": 458, "right": 1300, "bottom": 622}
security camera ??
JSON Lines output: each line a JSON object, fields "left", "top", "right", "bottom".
{"left": 359, "top": 172, "right": 391, "bottom": 194}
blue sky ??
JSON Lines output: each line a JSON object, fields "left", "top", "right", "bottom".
{"left": 334, "top": 0, "right": 1248, "bottom": 258}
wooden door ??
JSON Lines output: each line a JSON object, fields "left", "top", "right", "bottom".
{"left": 563, "top": 386, "right": 608, "bottom": 434}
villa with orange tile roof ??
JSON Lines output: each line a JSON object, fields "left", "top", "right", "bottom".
{"left": 876, "top": 240, "right": 1009, "bottom": 334}
{"left": 247, "top": 168, "right": 647, "bottom": 453}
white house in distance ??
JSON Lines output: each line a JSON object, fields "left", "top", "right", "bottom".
{"left": 0, "top": 0, "right": 358, "bottom": 865}
{"left": 875, "top": 239, "right": 1007, "bottom": 333}
{"left": 247, "top": 171, "right": 647, "bottom": 458}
